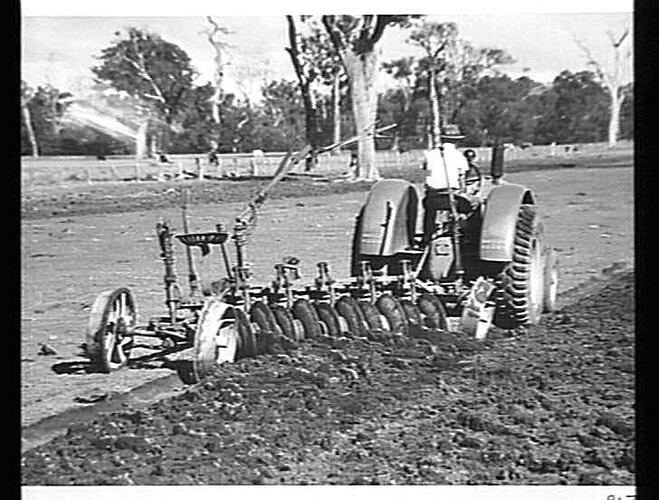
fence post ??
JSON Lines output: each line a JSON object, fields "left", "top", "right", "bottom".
{"left": 217, "top": 156, "right": 223, "bottom": 178}
{"left": 86, "top": 164, "right": 93, "bottom": 184}
{"left": 198, "top": 160, "right": 205, "bottom": 181}
{"left": 177, "top": 161, "right": 184, "bottom": 179}
{"left": 134, "top": 162, "right": 141, "bottom": 182}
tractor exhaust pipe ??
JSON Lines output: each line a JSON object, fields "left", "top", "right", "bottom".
{"left": 490, "top": 142, "right": 505, "bottom": 185}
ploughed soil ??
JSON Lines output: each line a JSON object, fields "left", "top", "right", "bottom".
{"left": 21, "top": 151, "right": 632, "bottom": 221}
{"left": 21, "top": 272, "right": 634, "bottom": 485}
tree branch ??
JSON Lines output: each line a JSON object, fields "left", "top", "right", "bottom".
{"left": 370, "top": 15, "right": 390, "bottom": 46}
{"left": 121, "top": 49, "right": 167, "bottom": 106}
{"left": 573, "top": 35, "right": 608, "bottom": 84}
{"left": 322, "top": 16, "right": 347, "bottom": 56}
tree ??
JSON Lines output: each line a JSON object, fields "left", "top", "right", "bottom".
{"left": 168, "top": 83, "right": 218, "bottom": 153}
{"left": 618, "top": 82, "right": 633, "bottom": 140}
{"left": 21, "top": 82, "right": 72, "bottom": 156}
{"left": 382, "top": 57, "right": 417, "bottom": 150}
{"left": 285, "top": 15, "right": 323, "bottom": 168}
{"left": 533, "top": 70, "right": 609, "bottom": 145}
{"left": 92, "top": 27, "right": 198, "bottom": 156}
{"left": 261, "top": 79, "right": 306, "bottom": 149}
{"left": 21, "top": 81, "right": 39, "bottom": 157}
{"left": 205, "top": 17, "right": 231, "bottom": 130}
{"left": 322, "top": 15, "right": 416, "bottom": 180}
{"left": 408, "top": 21, "right": 458, "bottom": 147}
{"left": 408, "top": 20, "right": 513, "bottom": 147}
{"left": 574, "top": 26, "right": 632, "bottom": 145}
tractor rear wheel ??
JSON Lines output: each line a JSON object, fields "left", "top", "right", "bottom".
{"left": 314, "top": 302, "right": 341, "bottom": 337}
{"left": 292, "top": 299, "right": 322, "bottom": 339}
{"left": 376, "top": 295, "right": 409, "bottom": 335}
{"left": 417, "top": 293, "right": 448, "bottom": 330}
{"left": 493, "top": 205, "right": 545, "bottom": 329}
{"left": 335, "top": 296, "right": 366, "bottom": 336}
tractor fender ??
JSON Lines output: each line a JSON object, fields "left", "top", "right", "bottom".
{"left": 356, "top": 179, "right": 418, "bottom": 256}
{"left": 480, "top": 183, "right": 535, "bottom": 262}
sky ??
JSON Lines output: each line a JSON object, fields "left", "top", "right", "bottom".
{"left": 20, "top": 1, "right": 633, "bottom": 100}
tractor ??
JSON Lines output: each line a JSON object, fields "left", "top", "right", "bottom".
{"left": 349, "top": 144, "right": 558, "bottom": 336}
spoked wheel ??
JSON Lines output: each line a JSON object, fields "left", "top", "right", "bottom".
{"left": 376, "top": 295, "right": 409, "bottom": 335}
{"left": 191, "top": 299, "right": 238, "bottom": 382}
{"left": 235, "top": 309, "right": 257, "bottom": 359}
{"left": 86, "top": 288, "right": 137, "bottom": 373}
{"left": 358, "top": 301, "right": 387, "bottom": 331}
{"left": 249, "top": 301, "right": 280, "bottom": 354}
{"left": 542, "top": 247, "right": 559, "bottom": 312}
{"left": 335, "top": 296, "right": 366, "bottom": 336}
{"left": 292, "top": 298, "right": 322, "bottom": 339}
{"left": 418, "top": 293, "right": 449, "bottom": 330}
{"left": 494, "top": 204, "right": 545, "bottom": 329}
{"left": 271, "top": 305, "right": 297, "bottom": 341}
{"left": 400, "top": 299, "right": 424, "bottom": 328}
{"left": 314, "top": 302, "right": 342, "bottom": 337}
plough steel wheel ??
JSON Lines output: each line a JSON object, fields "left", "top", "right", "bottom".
{"left": 335, "top": 296, "right": 366, "bottom": 336}
{"left": 376, "top": 295, "right": 409, "bottom": 335}
{"left": 400, "top": 299, "right": 424, "bottom": 327}
{"left": 86, "top": 287, "right": 137, "bottom": 373}
{"left": 494, "top": 205, "right": 544, "bottom": 329}
{"left": 418, "top": 293, "right": 449, "bottom": 330}
{"left": 314, "top": 302, "right": 342, "bottom": 337}
{"left": 542, "top": 247, "right": 559, "bottom": 312}
{"left": 271, "top": 305, "right": 297, "bottom": 341}
{"left": 292, "top": 298, "right": 322, "bottom": 339}
{"left": 192, "top": 299, "right": 238, "bottom": 381}
{"left": 235, "top": 309, "right": 257, "bottom": 359}
{"left": 344, "top": 296, "right": 369, "bottom": 333}
{"left": 249, "top": 301, "right": 280, "bottom": 354}
{"left": 358, "top": 301, "right": 387, "bottom": 331}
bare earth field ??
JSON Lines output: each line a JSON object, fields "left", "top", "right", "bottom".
{"left": 21, "top": 153, "right": 634, "bottom": 484}
{"left": 22, "top": 273, "right": 634, "bottom": 485}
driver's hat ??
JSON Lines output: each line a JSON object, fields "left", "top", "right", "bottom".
{"left": 440, "top": 124, "right": 465, "bottom": 140}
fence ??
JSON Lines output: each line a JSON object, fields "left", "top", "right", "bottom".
{"left": 20, "top": 141, "right": 632, "bottom": 189}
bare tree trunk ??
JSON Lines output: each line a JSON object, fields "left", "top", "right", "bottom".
{"left": 608, "top": 86, "right": 621, "bottom": 146}
{"left": 429, "top": 68, "right": 441, "bottom": 148}
{"left": 136, "top": 121, "right": 148, "bottom": 160}
{"left": 332, "top": 73, "right": 341, "bottom": 153}
{"left": 206, "top": 17, "right": 227, "bottom": 129}
{"left": 574, "top": 27, "right": 630, "bottom": 147}
{"left": 285, "top": 15, "right": 320, "bottom": 171}
{"left": 22, "top": 103, "right": 39, "bottom": 158}
{"left": 344, "top": 50, "right": 379, "bottom": 180}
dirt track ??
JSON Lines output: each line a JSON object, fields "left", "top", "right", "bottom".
{"left": 21, "top": 165, "right": 633, "bottom": 437}
{"left": 21, "top": 272, "right": 634, "bottom": 485}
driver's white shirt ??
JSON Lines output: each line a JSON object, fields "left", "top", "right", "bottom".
{"left": 424, "top": 143, "right": 469, "bottom": 190}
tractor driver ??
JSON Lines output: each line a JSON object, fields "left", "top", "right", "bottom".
{"left": 421, "top": 124, "right": 474, "bottom": 242}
